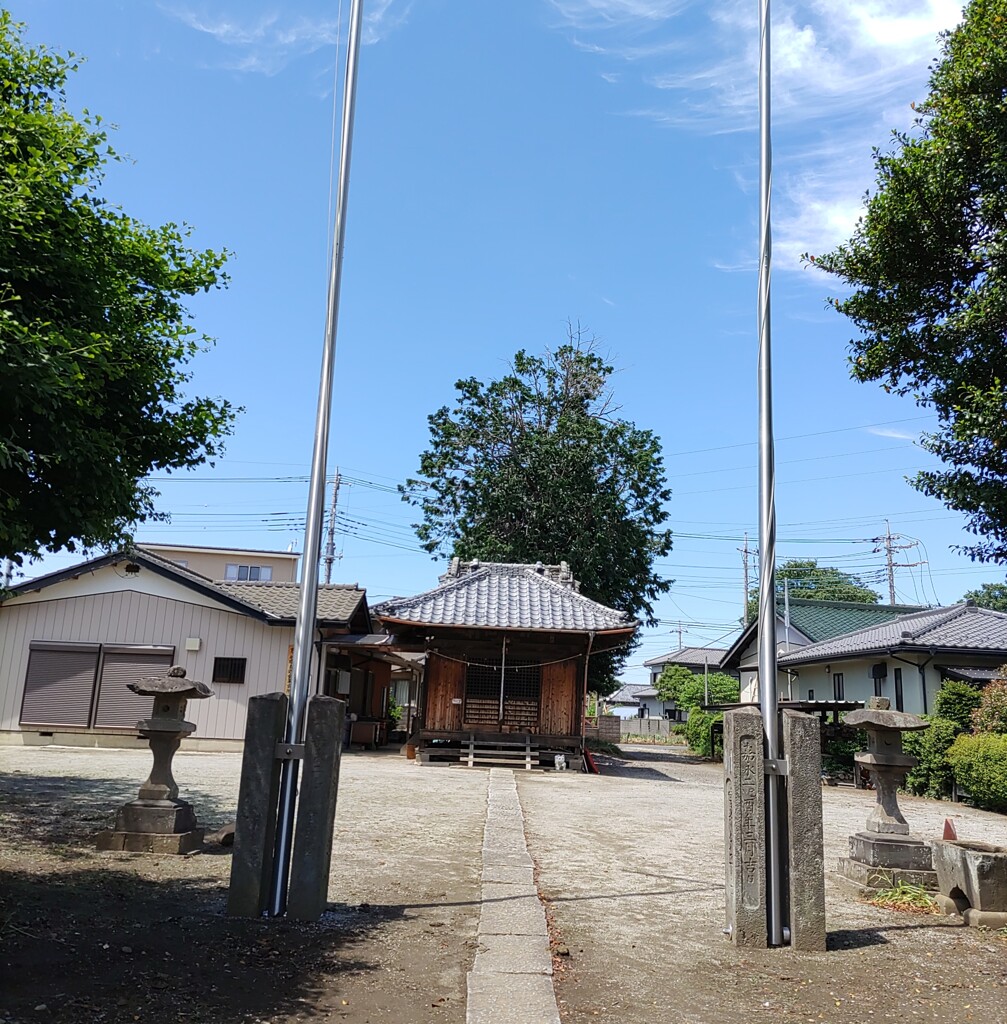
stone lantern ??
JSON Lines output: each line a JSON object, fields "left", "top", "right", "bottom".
{"left": 837, "top": 699, "right": 936, "bottom": 888}
{"left": 97, "top": 665, "right": 214, "bottom": 854}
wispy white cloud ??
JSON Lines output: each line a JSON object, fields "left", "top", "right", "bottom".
{"left": 161, "top": 2, "right": 411, "bottom": 75}
{"left": 865, "top": 426, "right": 919, "bottom": 441}
{"left": 547, "top": 0, "right": 964, "bottom": 270}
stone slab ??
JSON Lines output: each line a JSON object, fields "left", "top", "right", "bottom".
{"left": 478, "top": 894, "right": 549, "bottom": 937}
{"left": 473, "top": 934, "right": 552, "bottom": 975}
{"left": 466, "top": 972, "right": 560, "bottom": 1024}
{"left": 481, "top": 863, "right": 536, "bottom": 885}
{"left": 963, "top": 908, "right": 1007, "bottom": 929}
{"left": 782, "top": 710, "right": 826, "bottom": 952}
{"left": 481, "top": 849, "right": 534, "bottom": 869}
{"left": 837, "top": 857, "right": 938, "bottom": 891}
{"left": 97, "top": 828, "right": 203, "bottom": 854}
{"left": 723, "top": 707, "right": 767, "bottom": 948}
{"left": 850, "top": 832, "right": 933, "bottom": 871}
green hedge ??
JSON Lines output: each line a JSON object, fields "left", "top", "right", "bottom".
{"left": 947, "top": 733, "right": 1007, "bottom": 812}
{"left": 903, "top": 716, "right": 960, "bottom": 799}
{"left": 933, "top": 680, "right": 983, "bottom": 733}
{"left": 973, "top": 680, "right": 1007, "bottom": 734}
{"left": 684, "top": 709, "right": 722, "bottom": 758}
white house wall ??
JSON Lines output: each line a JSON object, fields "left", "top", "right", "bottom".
{"left": 0, "top": 584, "right": 298, "bottom": 741}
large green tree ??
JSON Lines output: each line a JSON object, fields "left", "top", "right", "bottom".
{"left": 811, "top": 0, "right": 1007, "bottom": 563}
{"left": 403, "top": 334, "right": 673, "bottom": 692}
{"left": 0, "top": 14, "right": 235, "bottom": 566}
{"left": 746, "top": 558, "right": 880, "bottom": 622}
{"left": 963, "top": 581, "right": 1007, "bottom": 611}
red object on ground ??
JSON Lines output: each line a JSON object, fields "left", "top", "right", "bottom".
{"left": 943, "top": 818, "right": 958, "bottom": 840}
{"left": 583, "top": 749, "right": 599, "bottom": 774}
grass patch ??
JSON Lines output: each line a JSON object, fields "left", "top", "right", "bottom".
{"left": 868, "top": 881, "right": 939, "bottom": 914}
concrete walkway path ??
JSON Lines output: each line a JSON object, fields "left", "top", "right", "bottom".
{"left": 466, "top": 767, "right": 560, "bottom": 1024}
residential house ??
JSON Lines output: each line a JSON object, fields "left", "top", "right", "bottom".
{"left": 720, "top": 599, "right": 927, "bottom": 703}
{"left": 778, "top": 602, "right": 1007, "bottom": 715}
{"left": 138, "top": 543, "right": 300, "bottom": 582}
{"left": 0, "top": 548, "right": 400, "bottom": 750}
{"left": 642, "top": 646, "right": 731, "bottom": 686}
{"left": 605, "top": 682, "right": 651, "bottom": 719}
{"left": 373, "top": 559, "right": 637, "bottom": 769}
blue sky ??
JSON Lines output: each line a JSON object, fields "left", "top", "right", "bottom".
{"left": 15, "top": 0, "right": 1002, "bottom": 682}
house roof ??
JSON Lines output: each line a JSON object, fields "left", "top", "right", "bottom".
{"left": 608, "top": 683, "right": 651, "bottom": 704}
{"left": 215, "top": 581, "right": 366, "bottom": 625}
{"left": 721, "top": 599, "right": 928, "bottom": 670}
{"left": 4, "top": 550, "right": 367, "bottom": 628}
{"left": 778, "top": 603, "right": 1007, "bottom": 666}
{"left": 643, "top": 646, "right": 727, "bottom": 669}
{"left": 939, "top": 665, "right": 1002, "bottom": 683}
{"left": 374, "top": 561, "right": 635, "bottom": 634}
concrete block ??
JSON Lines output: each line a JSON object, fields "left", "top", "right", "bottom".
{"left": 473, "top": 933, "right": 552, "bottom": 975}
{"left": 836, "top": 857, "right": 938, "bottom": 891}
{"left": 466, "top": 972, "right": 560, "bottom": 1024}
{"left": 481, "top": 863, "right": 536, "bottom": 886}
{"left": 115, "top": 800, "right": 197, "bottom": 835}
{"left": 97, "top": 829, "right": 203, "bottom": 854}
{"left": 288, "top": 696, "right": 347, "bottom": 921}
{"left": 227, "top": 692, "right": 288, "bottom": 918}
{"left": 723, "top": 707, "right": 766, "bottom": 948}
{"left": 782, "top": 710, "right": 826, "bottom": 952}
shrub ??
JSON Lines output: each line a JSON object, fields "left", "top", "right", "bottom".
{"left": 903, "top": 716, "right": 960, "bottom": 798}
{"left": 684, "top": 709, "right": 723, "bottom": 758}
{"left": 933, "top": 680, "right": 983, "bottom": 733}
{"left": 822, "top": 732, "right": 866, "bottom": 781}
{"left": 947, "top": 733, "right": 1007, "bottom": 811}
{"left": 972, "top": 679, "right": 1007, "bottom": 734}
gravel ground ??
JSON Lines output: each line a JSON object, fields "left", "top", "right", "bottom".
{"left": 0, "top": 745, "right": 487, "bottom": 1024}
{"left": 519, "top": 744, "right": 1007, "bottom": 1024}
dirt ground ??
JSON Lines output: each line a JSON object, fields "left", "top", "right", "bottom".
{"left": 520, "top": 744, "right": 1007, "bottom": 1024}
{"left": 0, "top": 746, "right": 487, "bottom": 1024}
{"left": 2, "top": 743, "right": 1006, "bottom": 1024}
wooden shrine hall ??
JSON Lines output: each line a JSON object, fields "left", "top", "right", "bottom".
{"left": 373, "top": 559, "right": 637, "bottom": 770}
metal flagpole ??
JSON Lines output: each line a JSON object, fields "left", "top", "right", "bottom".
{"left": 269, "top": 0, "right": 366, "bottom": 918}
{"left": 756, "top": 0, "right": 784, "bottom": 946}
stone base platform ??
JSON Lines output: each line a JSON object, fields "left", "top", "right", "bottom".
{"left": 97, "top": 828, "right": 204, "bottom": 854}
{"left": 837, "top": 831, "right": 938, "bottom": 891}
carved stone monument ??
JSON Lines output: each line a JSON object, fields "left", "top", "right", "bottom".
{"left": 97, "top": 665, "right": 214, "bottom": 854}
{"left": 837, "top": 699, "right": 936, "bottom": 889}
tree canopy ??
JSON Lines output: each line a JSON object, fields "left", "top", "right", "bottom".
{"left": 403, "top": 333, "right": 673, "bottom": 692}
{"left": 811, "top": 0, "right": 1007, "bottom": 563}
{"left": 655, "top": 664, "right": 738, "bottom": 709}
{"left": 963, "top": 581, "right": 1007, "bottom": 611}
{"left": 0, "top": 14, "right": 235, "bottom": 566}
{"left": 746, "top": 558, "right": 880, "bottom": 622}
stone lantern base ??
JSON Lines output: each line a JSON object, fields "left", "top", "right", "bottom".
{"left": 838, "top": 832, "right": 937, "bottom": 891}
{"left": 97, "top": 799, "right": 204, "bottom": 855}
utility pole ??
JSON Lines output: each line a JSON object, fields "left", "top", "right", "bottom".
{"left": 677, "top": 621, "right": 683, "bottom": 650}
{"left": 873, "top": 520, "right": 924, "bottom": 605}
{"left": 323, "top": 471, "right": 341, "bottom": 585}
{"left": 739, "top": 531, "right": 751, "bottom": 625}
{"left": 1, "top": 558, "right": 12, "bottom": 589}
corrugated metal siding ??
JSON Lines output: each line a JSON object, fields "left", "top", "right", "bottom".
{"left": 0, "top": 587, "right": 302, "bottom": 740}
{"left": 20, "top": 643, "right": 99, "bottom": 727}
{"left": 93, "top": 649, "right": 173, "bottom": 729}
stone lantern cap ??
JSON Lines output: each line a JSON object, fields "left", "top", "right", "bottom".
{"left": 128, "top": 664, "right": 214, "bottom": 700}
{"left": 844, "top": 708, "right": 929, "bottom": 732}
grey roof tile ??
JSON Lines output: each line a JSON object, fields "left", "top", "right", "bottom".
{"left": 374, "top": 563, "right": 634, "bottom": 633}
{"left": 779, "top": 603, "right": 1007, "bottom": 665}
{"left": 216, "top": 581, "right": 365, "bottom": 624}
{"left": 643, "top": 646, "right": 728, "bottom": 668}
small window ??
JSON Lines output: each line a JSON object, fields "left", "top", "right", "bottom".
{"left": 873, "top": 676, "right": 884, "bottom": 698}
{"left": 833, "top": 673, "right": 845, "bottom": 700}
{"left": 807, "top": 688, "right": 814, "bottom": 700}
{"left": 212, "top": 657, "right": 246, "bottom": 685}
{"left": 894, "top": 668, "right": 904, "bottom": 712}
{"left": 225, "top": 563, "right": 271, "bottom": 582}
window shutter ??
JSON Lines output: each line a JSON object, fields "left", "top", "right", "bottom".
{"left": 93, "top": 649, "right": 174, "bottom": 729}
{"left": 20, "top": 643, "right": 100, "bottom": 727}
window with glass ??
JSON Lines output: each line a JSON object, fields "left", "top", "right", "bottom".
{"left": 224, "top": 564, "right": 273, "bottom": 581}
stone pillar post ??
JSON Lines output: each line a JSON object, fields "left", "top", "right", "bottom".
{"left": 228, "top": 692, "right": 289, "bottom": 918}
{"left": 724, "top": 707, "right": 767, "bottom": 948}
{"left": 782, "top": 710, "right": 826, "bottom": 951}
